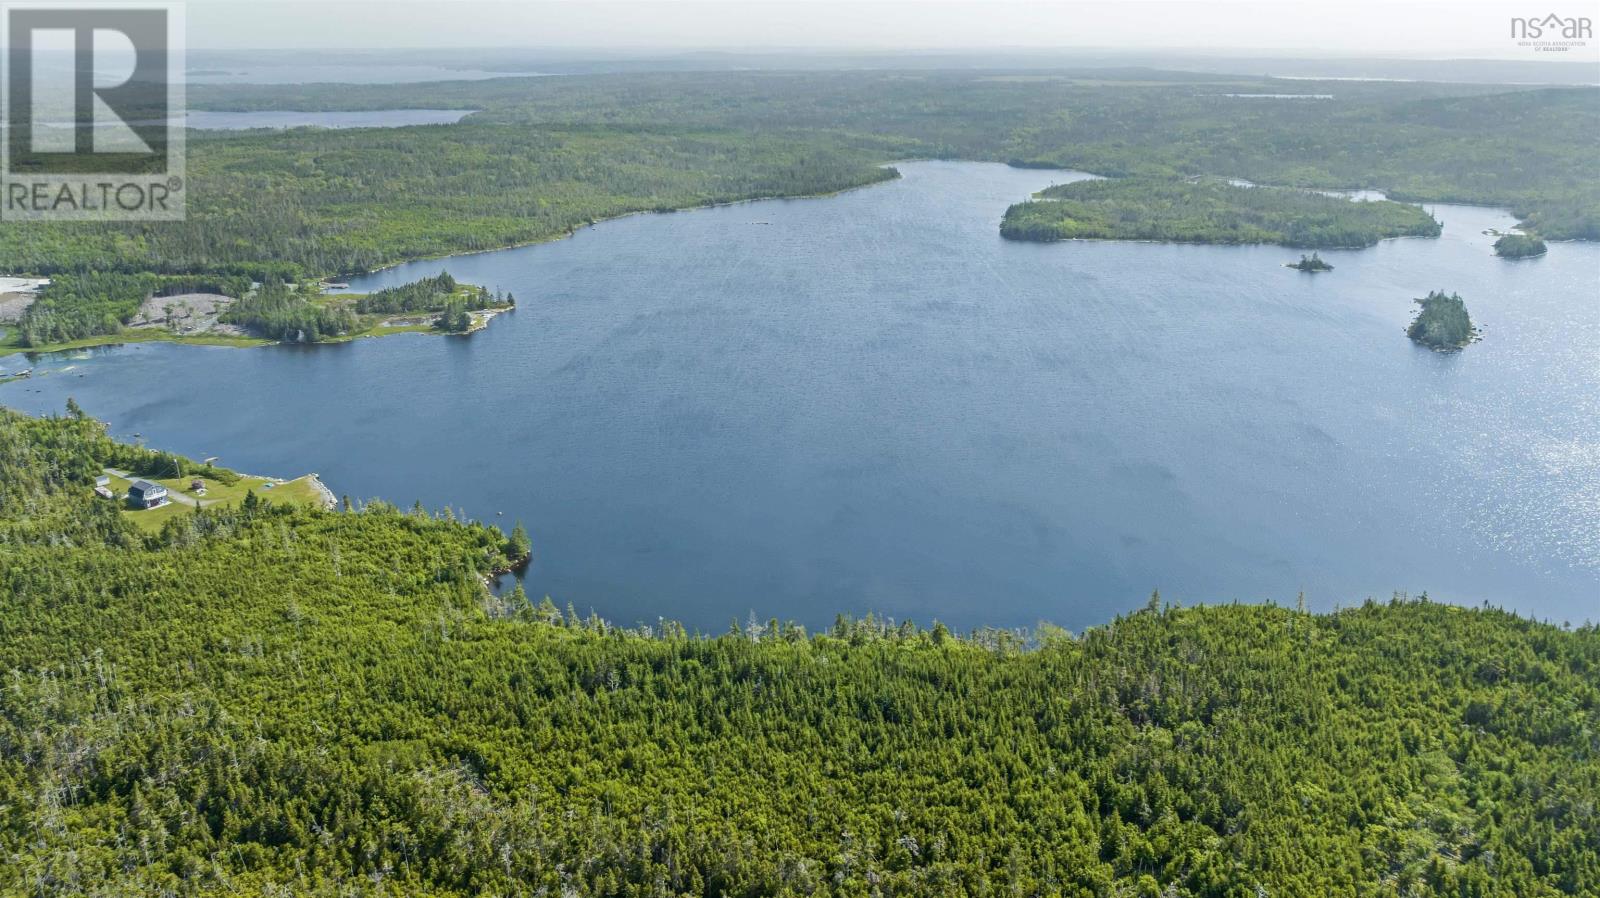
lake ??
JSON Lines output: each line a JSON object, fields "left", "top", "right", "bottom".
{"left": 183, "top": 110, "right": 475, "bottom": 130}
{"left": 186, "top": 65, "right": 545, "bottom": 85}
{"left": 3, "top": 161, "right": 1595, "bottom": 631}
{"left": 11, "top": 110, "right": 476, "bottom": 134}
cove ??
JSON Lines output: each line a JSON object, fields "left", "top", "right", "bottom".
{"left": 3, "top": 161, "right": 1596, "bottom": 631}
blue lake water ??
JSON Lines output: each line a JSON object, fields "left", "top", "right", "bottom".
{"left": 183, "top": 110, "right": 475, "bottom": 130}
{"left": 186, "top": 65, "right": 544, "bottom": 85}
{"left": 3, "top": 161, "right": 1596, "bottom": 630}
{"left": 17, "top": 50, "right": 540, "bottom": 87}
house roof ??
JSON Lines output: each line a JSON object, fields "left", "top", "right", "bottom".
{"left": 129, "top": 479, "right": 167, "bottom": 494}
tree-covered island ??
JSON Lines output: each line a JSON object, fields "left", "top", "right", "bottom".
{"left": 1289, "top": 251, "right": 1334, "bottom": 271}
{"left": 1407, "top": 290, "right": 1477, "bottom": 350}
{"left": 1493, "top": 233, "right": 1548, "bottom": 258}
{"left": 1000, "top": 178, "right": 1443, "bottom": 247}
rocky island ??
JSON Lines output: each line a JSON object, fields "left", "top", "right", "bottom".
{"left": 1407, "top": 290, "right": 1476, "bottom": 351}
{"left": 1288, "top": 252, "right": 1334, "bottom": 272}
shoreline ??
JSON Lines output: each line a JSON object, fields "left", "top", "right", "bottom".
{"left": 0, "top": 170, "right": 905, "bottom": 362}
{"left": 98, "top": 465, "right": 338, "bottom": 531}
{"left": 1, "top": 169, "right": 904, "bottom": 361}
{"left": 0, "top": 159, "right": 1574, "bottom": 364}
{"left": 366, "top": 303, "right": 513, "bottom": 336}
{"left": 218, "top": 471, "right": 338, "bottom": 511}
{"left": 1, "top": 303, "right": 516, "bottom": 360}
{"left": 325, "top": 165, "right": 906, "bottom": 283}
{"left": 1, "top": 329, "right": 272, "bottom": 359}
{"left": 303, "top": 473, "right": 337, "bottom": 510}
{"left": 1000, "top": 231, "right": 1441, "bottom": 250}
{"left": 0, "top": 159, "right": 1587, "bottom": 311}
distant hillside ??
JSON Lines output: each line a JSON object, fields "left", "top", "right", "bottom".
{"left": 2, "top": 73, "right": 1594, "bottom": 283}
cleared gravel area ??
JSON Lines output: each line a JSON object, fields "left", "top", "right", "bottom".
{"left": 129, "top": 292, "right": 249, "bottom": 336}
{"left": 0, "top": 293, "right": 35, "bottom": 324}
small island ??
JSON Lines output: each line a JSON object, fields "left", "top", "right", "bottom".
{"left": 1288, "top": 252, "right": 1334, "bottom": 272}
{"left": 1493, "top": 233, "right": 1548, "bottom": 259}
{"left": 1407, "top": 290, "right": 1476, "bottom": 351}
{"left": 1000, "top": 177, "right": 1443, "bottom": 247}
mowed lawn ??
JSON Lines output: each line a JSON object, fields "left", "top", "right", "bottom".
{"left": 106, "top": 471, "right": 328, "bottom": 532}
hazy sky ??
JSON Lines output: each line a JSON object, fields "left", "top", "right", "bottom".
{"left": 183, "top": 0, "right": 1600, "bottom": 61}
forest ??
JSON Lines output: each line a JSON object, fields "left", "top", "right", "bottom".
{"left": 9, "top": 272, "right": 251, "bottom": 348}
{"left": 0, "top": 124, "right": 901, "bottom": 278}
{"left": 353, "top": 272, "right": 513, "bottom": 333}
{"left": 1000, "top": 178, "right": 1442, "bottom": 247}
{"left": 220, "top": 274, "right": 511, "bottom": 343}
{"left": 0, "top": 72, "right": 1594, "bottom": 282}
{"left": 220, "top": 280, "right": 358, "bottom": 343}
{"left": 1, "top": 406, "right": 1596, "bottom": 897}
{"left": 189, "top": 70, "right": 1600, "bottom": 241}
{"left": 354, "top": 272, "right": 466, "bottom": 314}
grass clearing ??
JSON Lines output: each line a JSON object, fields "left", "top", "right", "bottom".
{"left": 110, "top": 470, "right": 329, "bottom": 532}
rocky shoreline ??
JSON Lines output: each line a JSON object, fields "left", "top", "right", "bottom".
{"left": 304, "top": 473, "right": 337, "bottom": 510}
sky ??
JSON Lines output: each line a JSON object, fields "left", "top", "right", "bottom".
{"left": 182, "top": 0, "right": 1600, "bottom": 61}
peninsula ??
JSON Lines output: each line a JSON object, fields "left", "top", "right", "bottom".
{"left": 0, "top": 271, "right": 510, "bottom": 356}
{"left": 1000, "top": 178, "right": 1443, "bottom": 247}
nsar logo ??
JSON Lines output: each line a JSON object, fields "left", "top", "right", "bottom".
{"left": 1510, "top": 12, "right": 1593, "bottom": 40}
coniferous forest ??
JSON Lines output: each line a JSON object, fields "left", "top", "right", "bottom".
{"left": 1000, "top": 178, "right": 1442, "bottom": 247}
{"left": 1, "top": 73, "right": 1595, "bottom": 282}
{"left": 1, "top": 61, "right": 1598, "bottom": 898}
{"left": 219, "top": 280, "right": 358, "bottom": 342}
{"left": 1494, "top": 234, "right": 1549, "bottom": 258}
{"left": 1407, "top": 291, "right": 1477, "bottom": 350}
{"left": 13, "top": 273, "right": 252, "bottom": 347}
{"left": 1, "top": 407, "right": 1596, "bottom": 897}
